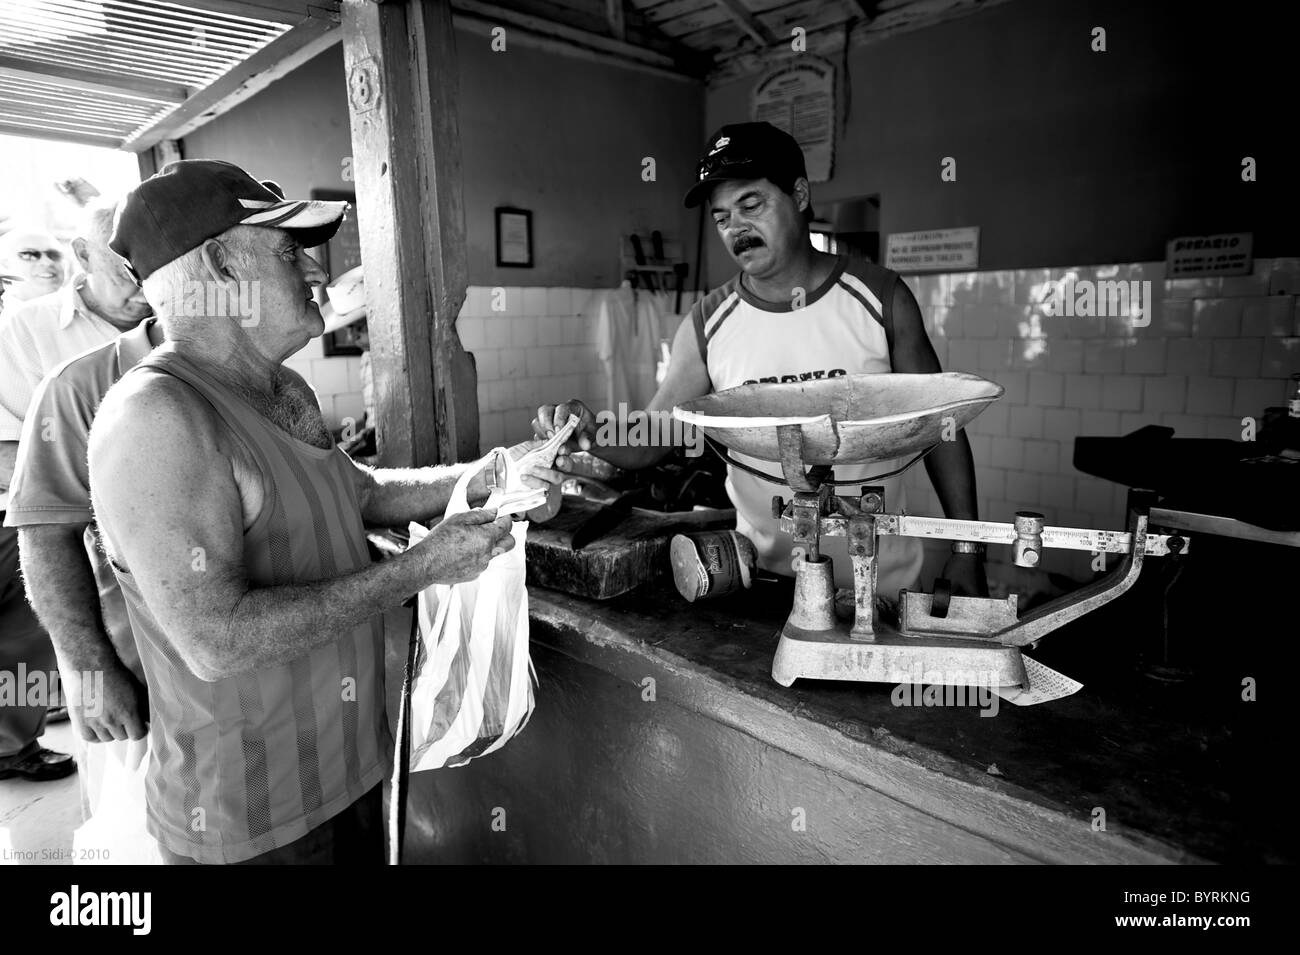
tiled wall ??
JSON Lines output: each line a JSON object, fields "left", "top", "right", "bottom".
{"left": 898, "top": 257, "right": 1299, "bottom": 578}
{"left": 458, "top": 286, "right": 607, "bottom": 451}
{"left": 292, "top": 285, "right": 695, "bottom": 448}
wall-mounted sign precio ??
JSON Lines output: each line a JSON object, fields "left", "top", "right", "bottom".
{"left": 751, "top": 56, "right": 836, "bottom": 183}
{"left": 1165, "top": 232, "right": 1253, "bottom": 277}
{"left": 885, "top": 227, "right": 980, "bottom": 272}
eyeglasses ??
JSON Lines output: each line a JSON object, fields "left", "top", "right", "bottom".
{"left": 697, "top": 153, "right": 756, "bottom": 181}
{"left": 17, "top": 248, "right": 63, "bottom": 262}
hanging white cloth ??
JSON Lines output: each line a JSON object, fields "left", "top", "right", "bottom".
{"left": 595, "top": 282, "right": 674, "bottom": 413}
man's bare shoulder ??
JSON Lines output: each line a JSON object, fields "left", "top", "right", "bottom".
{"left": 91, "top": 366, "right": 223, "bottom": 456}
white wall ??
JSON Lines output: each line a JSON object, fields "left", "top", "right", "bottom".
{"left": 898, "top": 256, "right": 1299, "bottom": 580}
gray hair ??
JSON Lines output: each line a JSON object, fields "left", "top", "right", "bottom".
{"left": 143, "top": 224, "right": 262, "bottom": 325}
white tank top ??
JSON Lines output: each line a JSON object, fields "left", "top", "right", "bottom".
{"left": 690, "top": 254, "right": 924, "bottom": 599}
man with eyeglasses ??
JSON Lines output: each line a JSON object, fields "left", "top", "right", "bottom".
{"left": 0, "top": 203, "right": 151, "bottom": 783}
{"left": 536, "top": 121, "right": 987, "bottom": 606}
{"left": 0, "top": 228, "right": 66, "bottom": 312}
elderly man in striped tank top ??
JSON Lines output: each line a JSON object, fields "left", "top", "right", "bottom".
{"left": 536, "top": 122, "right": 987, "bottom": 607}
{"left": 87, "top": 160, "right": 563, "bottom": 865}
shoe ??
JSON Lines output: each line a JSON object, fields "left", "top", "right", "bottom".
{"left": 46, "top": 706, "right": 70, "bottom": 724}
{"left": 0, "top": 747, "right": 77, "bottom": 781}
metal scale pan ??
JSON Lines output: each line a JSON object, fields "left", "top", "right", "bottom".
{"left": 673, "top": 372, "right": 1004, "bottom": 474}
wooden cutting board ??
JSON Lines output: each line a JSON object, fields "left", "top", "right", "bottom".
{"left": 526, "top": 498, "right": 736, "bottom": 600}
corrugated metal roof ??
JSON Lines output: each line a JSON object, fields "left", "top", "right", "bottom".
{"left": 0, "top": 0, "right": 290, "bottom": 147}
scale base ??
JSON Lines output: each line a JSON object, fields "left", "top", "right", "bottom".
{"left": 771, "top": 622, "right": 1028, "bottom": 689}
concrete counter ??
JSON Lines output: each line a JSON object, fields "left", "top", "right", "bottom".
{"left": 394, "top": 569, "right": 1285, "bottom": 864}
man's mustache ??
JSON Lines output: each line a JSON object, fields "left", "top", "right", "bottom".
{"left": 732, "top": 235, "right": 765, "bottom": 255}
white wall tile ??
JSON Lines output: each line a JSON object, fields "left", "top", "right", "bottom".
{"left": 1040, "top": 474, "right": 1076, "bottom": 509}
{"left": 333, "top": 394, "right": 364, "bottom": 430}
{"left": 1192, "top": 298, "right": 1243, "bottom": 337}
{"left": 1241, "top": 296, "right": 1295, "bottom": 336}
{"left": 1261, "top": 338, "right": 1300, "bottom": 377}
{"left": 1047, "top": 339, "right": 1084, "bottom": 373}
{"left": 1009, "top": 405, "right": 1044, "bottom": 438}
{"left": 1065, "top": 373, "right": 1102, "bottom": 409}
{"left": 1142, "top": 376, "right": 1186, "bottom": 414}
{"left": 499, "top": 348, "right": 526, "bottom": 378}
{"left": 458, "top": 315, "right": 485, "bottom": 350}
{"left": 309, "top": 358, "right": 350, "bottom": 396}
{"left": 1043, "top": 407, "right": 1081, "bottom": 438}
{"left": 1122, "top": 340, "right": 1166, "bottom": 375}
{"left": 979, "top": 340, "right": 1012, "bottom": 371}
{"left": 474, "top": 348, "right": 500, "bottom": 379}
{"left": 1166, "top": 339, "right": 1211, "bottom": 376}
{"left": 990, "top": 436, "right": 1023, "bottom": 470}
{"left": 1165, "top": 277, "right": 1223, "bottom": 300}
{"left": 1081, "top": 410, "right": 1120, "bottom": 434}
{"left": 1268, "top": 260, "right": 1300, "bottom": 296}
{"left": 1159, "top": 300, "right": 1192, "bottom": 336}
{"left": 484, "top": 317, "right": 512, "bottom": 348}
{"left": 1028, "top": 371, "right": 1064, "bottom": 407}
{"left": 947, "top": 339, "right": 980, "bottom": 371}
{"left": 1220, "top": 273, "right": 1270, "bottom": 297}
{"left": 525, "top": 348, "right": 553, "bottom": 378}
{"left": 522, "top": 287, "right": 548, "bottom": 315}
{"left": 1005, "top": 471, "right": 1041, "bottom": 504}
{"left": 1083, "top": 341, "right": 1124, "bottom": 374}
{"left": 1023, "top": 438, "right": 1060, "bottom": 474}
{"left": 1100, "top": 375, "right": 1142, "bottom": 411}
{"left": 510, "top": 316, "right": 539, "bottom": 348}
{"left": 964, "top": 305, "right": 1001, "bottom": 338}
{"left": 1210, "top": 338, "right": 1263, "bottom": 377}
{"left": 546, "top": 287, "right": 573, "bottom": 317}
{"left": 1235, "top": 378, "right": 1288, "bottom": 414}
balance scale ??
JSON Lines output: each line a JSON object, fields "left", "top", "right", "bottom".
{"left": 674, "top": 373, "right": 1190, "bottom": 693}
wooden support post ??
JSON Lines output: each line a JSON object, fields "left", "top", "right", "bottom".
{"left": 340, "top": 0, "right": 478, "bottom": 468}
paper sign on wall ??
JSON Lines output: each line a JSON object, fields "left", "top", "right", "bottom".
{"left": 751, "top": 56, "right": 836, "bottom": 182}
{"left": 885, "top": 227, "right": 980, "bottom": 272}
{"left": 1165, "top": 232, "right": 1253, "bottom": 277}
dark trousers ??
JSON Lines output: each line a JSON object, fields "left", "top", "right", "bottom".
{"left": 159, "top": 784, "right": 385, "bottom": 865}
{"left": 0, "top": 521, "right": 56, "bottom": 759}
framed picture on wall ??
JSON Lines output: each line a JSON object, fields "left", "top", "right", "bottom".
{"left": 495, "top": 207, "right": 533, "bottom": 268}
{"left": 310, "top": 188, "right": 365, "bottom": 356}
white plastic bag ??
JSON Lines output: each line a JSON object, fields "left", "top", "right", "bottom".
{"left": 406, "top": 449, "right": 537, "bottom": 771}
{"left": 71, "top": 736, "right": 163, "bottom": 865}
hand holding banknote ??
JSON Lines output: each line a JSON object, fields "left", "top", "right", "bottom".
{"left": 504, "top": 413, "right": 581, "bottom": 522}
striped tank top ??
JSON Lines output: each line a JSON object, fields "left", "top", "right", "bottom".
{"left": 691, "top": 254, "right": 924, "bottom": 598}
{"left": 110, "top": 351, "right": 391, "bottom": 864}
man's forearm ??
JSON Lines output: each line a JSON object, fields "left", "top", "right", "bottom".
{"left": 358, "top": 463, "right": 487, "bottom": 526}
{"left": 923, "top": 431, "right": 979, "bottom": 521}
{"left": 17, "top": 525, "right": 123, "bottom": 672}
{"left": 203, "top": 542, "right": 475, "bottom": 681}
{"left": 583, "top": 409, "right": 675, "bottom": 471}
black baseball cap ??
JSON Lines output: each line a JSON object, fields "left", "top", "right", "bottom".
{"left": 110, "top": 159, "right": 348, "bottom": 281}
{"left": 683, "top": 121, "right": 808, "bottom": 208}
